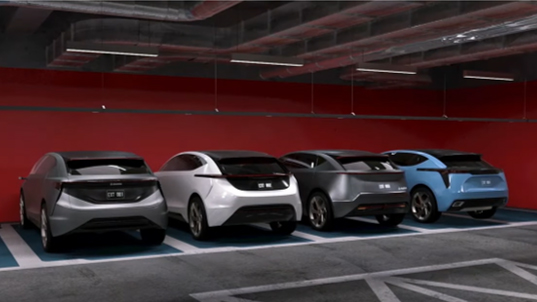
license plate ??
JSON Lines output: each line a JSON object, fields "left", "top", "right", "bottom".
{"left": 257, "top": 182, "right": 273, "bottom": 189}
{"left": 106, "top": 190, "right": 125, "bottom": 200}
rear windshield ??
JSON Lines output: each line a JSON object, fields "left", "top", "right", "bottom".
{"left": 335, "top": 156, "right": 396, "bottom": 171}
{"left": 66, "top": 159, "right": 151, "bottom": 175}
{"left": 439, "top": 155, "right": 492, "bottom": 168}
{"left": 218, "top": 157, "right": 287, "bottom": 175}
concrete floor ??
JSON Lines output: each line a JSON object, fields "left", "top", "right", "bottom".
{"left": 2, "top": 222, "right": 537, "bottom": 302}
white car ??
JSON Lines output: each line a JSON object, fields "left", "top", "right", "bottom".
{"left": 155, "top": 150, "right": 302, "bottom": 240}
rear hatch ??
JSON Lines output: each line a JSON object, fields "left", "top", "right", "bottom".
{"left": 196, "top": 157, "right": 291, "bottom": 191}
{"left": 61, "top": 158, "right": 160, "bottom": 203}
{"left": 419, "top": 154, "right": 505, "bottom": 191}
{"left": 332, "top": 155, "right": 408, "bottom": 195}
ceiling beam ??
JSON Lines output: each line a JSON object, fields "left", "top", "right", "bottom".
{"left": 5, "top": 7, "right": 51, "bottom": 34}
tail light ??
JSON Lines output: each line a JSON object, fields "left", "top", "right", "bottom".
{"left": 194, "top": 173, "right": 291, "bottom": 178}
{"left": 336, "top": 171, "right": 404, "bottom": 175}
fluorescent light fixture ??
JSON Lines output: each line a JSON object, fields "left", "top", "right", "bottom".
{"left": 65, "top": 41, "right": 158, "bottom": 58}
{"left": 356, "top": 63, "right": 417, "bottom": 75}
{"left": 230, "top": 53, "right": 304, "bottom": 67}
{"left": 463, "top": 70, "right": 514, "bottom": 82}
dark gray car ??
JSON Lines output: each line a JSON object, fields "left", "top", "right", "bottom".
{"left": 280, "top": 150, "right": 410, "bottom": 231}
{"left": 19, "top": 151, "right": 168, "bottom": 252}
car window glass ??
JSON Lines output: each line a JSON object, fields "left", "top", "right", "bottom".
{"left": 66, "top": 159, "right": 150, "bottom": 175}
{"left": 170, "top": 154, "right": 205, "bottom": 171}
{"left": 292, "top": 153, "right": 317, "bottom": 168}
{"left": 280, "top": 156, "right": 310, "bottom": 169}
{"left": 219, "top": 157, "right": 287, "bottom": 175}
{"left": 335, "top": 156, "right": 396, "bottom": 171}
{"left": 389, "top": 152, "right": 427, "bottom": 166}
{"left": 30, "top": 157, "right": 46, "bottom": 174}
{"left": 439, "top": 155, "right": 492, "bottom": 168}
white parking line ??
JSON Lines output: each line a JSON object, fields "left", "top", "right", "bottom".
{"left": 347, "top": 217, "right": 432, "bottom": 233}
{"left": 164, "top": 236, "right": 199, "bottom": 252}
{"left": 387, "top": 278, "right": 469, "bottom": 302}
{"left": 250, "top": 223, "right": 330, "bottom": 242}
{"left": 0, "top": 224, "right": 42, "bottom": 267}
{"left": 366, "top": 278, "right": 401, "bottom": 302}
{"left": 1, "top": 221, "right": 537, "bottom": 274}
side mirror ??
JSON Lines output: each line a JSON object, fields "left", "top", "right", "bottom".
{"left": 18, "top": 176, "right": 27, "bottom": 180}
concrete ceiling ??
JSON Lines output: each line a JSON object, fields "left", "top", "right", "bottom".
{"left": 1, "top": 1, "right": 537, "bottom": 89}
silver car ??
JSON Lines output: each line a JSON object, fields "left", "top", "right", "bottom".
{"left": 19, "top": 151, "right": 168, "bottom": 252}
{"left": 280, "top": 150, "right": 410, "bottom": 231}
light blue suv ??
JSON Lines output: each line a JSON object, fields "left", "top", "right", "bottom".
{"left": 382, "top": 149, "right": 508, "bottom": 223}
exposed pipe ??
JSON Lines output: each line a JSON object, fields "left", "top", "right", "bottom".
{"left": 259, "top": 2, "right": 537, "bottom": 79}
{"left": 0, "top": 0, "right": 242, "bottom": 22}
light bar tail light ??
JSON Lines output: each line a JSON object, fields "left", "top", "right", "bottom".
{"left": 194, "top": 173, "right": 291, "bottom": 178}
{"left": 337, "top": 171, "right": 404, "bottom": 175}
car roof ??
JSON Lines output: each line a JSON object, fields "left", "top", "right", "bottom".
{"left": 54, "top": 151, "right": 143, "bottom": 161}
{"left": 290, "top": 150, "right": 386, "bottom": 157}
{"left": 199, "top": 150, "right": 273, "bottom": 160}
{"left": 414, "top": 149, "right": 481, "bottom": 158}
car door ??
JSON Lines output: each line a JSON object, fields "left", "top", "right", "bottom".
{"left": 22, "top": 156, "right": 46, "bottom": 221}
{"left": 26, "top": 155, "right": 56, "bottom": 221}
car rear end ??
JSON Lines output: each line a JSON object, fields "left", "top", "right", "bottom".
{"left": 419, "top": 153, "right": 508, "bottom": 212}
{"left": 198, "top": 156, "right": 302, "bottom": 227}
{"left": 49, "top": 157, "right": 167, "bottom": 237}
{"left": 321, "top": 155, "right": 410, "bottom": 218}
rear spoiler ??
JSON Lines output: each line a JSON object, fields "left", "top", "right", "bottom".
{"left": 194, "top": 173, "right": 291, "bottom": 179}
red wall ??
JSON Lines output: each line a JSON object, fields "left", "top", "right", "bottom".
{"left": 2, "top": 67, "right": 534, "bottom": 222}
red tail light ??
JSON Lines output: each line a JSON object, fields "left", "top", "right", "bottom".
{"left": 194, "top": 173, "right": 291, "bottom": 178}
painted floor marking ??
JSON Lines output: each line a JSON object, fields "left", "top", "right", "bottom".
{"left": 163, "top": 235, "right": 199, "bottom": 252}
{"left": 443, "top": 213, "right": 510, "bottom": 224}
{"left": 348, "top": 217, "right": 432, "bottom": 233}
{"left": 191, "top": 258, "right": 537, "bottom": 302}
{"left": 386, "top": 278, "right": 469, "bottom": 302}
{"left": 0, "top": 224, "right": 42, "bottom": 267}
{"left": 251, "top": 223, "right": 331, "bottom": 242}
{"left": 1, "top": 220, "right": 537, "bottom": 274}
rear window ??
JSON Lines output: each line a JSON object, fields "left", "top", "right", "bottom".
{"left": 66, "top": 159, "right": 151, "bottom": 175}
{"left": 335, "top": 156, "right": 396, "bottom": 171}
{"left": 218, "top": 157, "right": 287, "bottom": 175}
{"left": 439, "top": 155, "right": 492, "bottom": 168}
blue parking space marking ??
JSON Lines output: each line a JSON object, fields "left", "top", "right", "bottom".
{"left": 166, "top": 222, "right": 310, "bottom": 249}
{"left": 0, "top": 233, "right": 18, "bottom": 269}
{"left": 13, "top": 225, "right": 181, "bottom": 262}
{"left": 296, "top": 219, "right": 418, "bottom": 239}
{"left": 494, "top": 208, "right": 537, "bottom": 222}
{"left": 402, "top": 214, "right": 504, "bottom": 230}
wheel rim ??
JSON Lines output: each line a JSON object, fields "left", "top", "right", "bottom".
{"left": 309, "top": 196, "right": 327, "bottom": 228}
{"left": 40, "top": 209, "right": 48, "bottom": 247}
{"left": 412, "top": 192, "right": 433, "bottom": 221}
{"left": 189, "top": 202, "right": 203, "bottom": 237}
{"left": 379, "top": 215, "right": 390, "bottom": 222}
{"left": 19, "top": 196, "right": 25, "bottom": 226}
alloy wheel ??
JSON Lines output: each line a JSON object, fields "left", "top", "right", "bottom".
{"left": 309, "top": 196, "right": 327, "bottom": 228}
{"left": 412, "top": 192, "right": 432, "bottom": 221}
{"left": 189, "top": 202, "right": 203, "bottom": 237}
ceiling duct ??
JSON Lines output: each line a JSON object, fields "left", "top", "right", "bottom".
{"left": 0, "top": 0, "right": 241, "bottom": 22}
{"left": 231, "top": 53, "right": 304, "bottom": 67}
{"left": 463, "top": 70, "right": 515, "bottom": 81}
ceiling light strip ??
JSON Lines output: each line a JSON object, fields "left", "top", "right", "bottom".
{"left": 66, "top": 48, "right": 158, "bottom": 58}
{"left": 464, "top": 75, "right": 514, "bottom": 81}
{"left": 356, "top": 68, "right": 416, "bottom": 75}
{"left": 230, "top": 59, "right": 303, "bottom": 67}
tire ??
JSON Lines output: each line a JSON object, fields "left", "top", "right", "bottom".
{"left": 188, "top": 196, "right": 211, "bottom": 241}
{"left": 468, "top": 207, "right": 497, "bottom": 219}
{"left": 269, "top": 221, "right": 297, "bottom": 235}
{"left": 307, "top": 192, "right": 334, "bottom": 231}
{"left": 140, "top": 228, "right": 166, "bottom": 245}
{"left": 375, "top": 213, "right": 406, "bottom": 227}
{"left": 40, "top": 204, "right": 59, "bottom": 253}
{"left": 410, "top": 187, "right": 441, "bottom": 223}
{"left": 19, "top": 193, "right": 31, "bottom": 229}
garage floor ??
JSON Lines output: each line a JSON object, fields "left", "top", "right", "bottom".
{"left": 1, "top": 208, "right": 537, "bottom": 301}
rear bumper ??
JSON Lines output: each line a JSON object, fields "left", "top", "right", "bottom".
{"left": 332, "top": 192, "right": 410, "bottom": 218}
{"left": 447, "top": 197, "right": 508, "bottom": 212}
{"left": 49, "top": 191, "right": 168, "bottom": 237}
{"left": 222, "top": 204, "right": 296, "bottom": 226}
{"left": 436, "top": 190, "right": 509, "bottom": 212}
{"left": 204, "top": 183, "right": 302, "bottom": 227}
